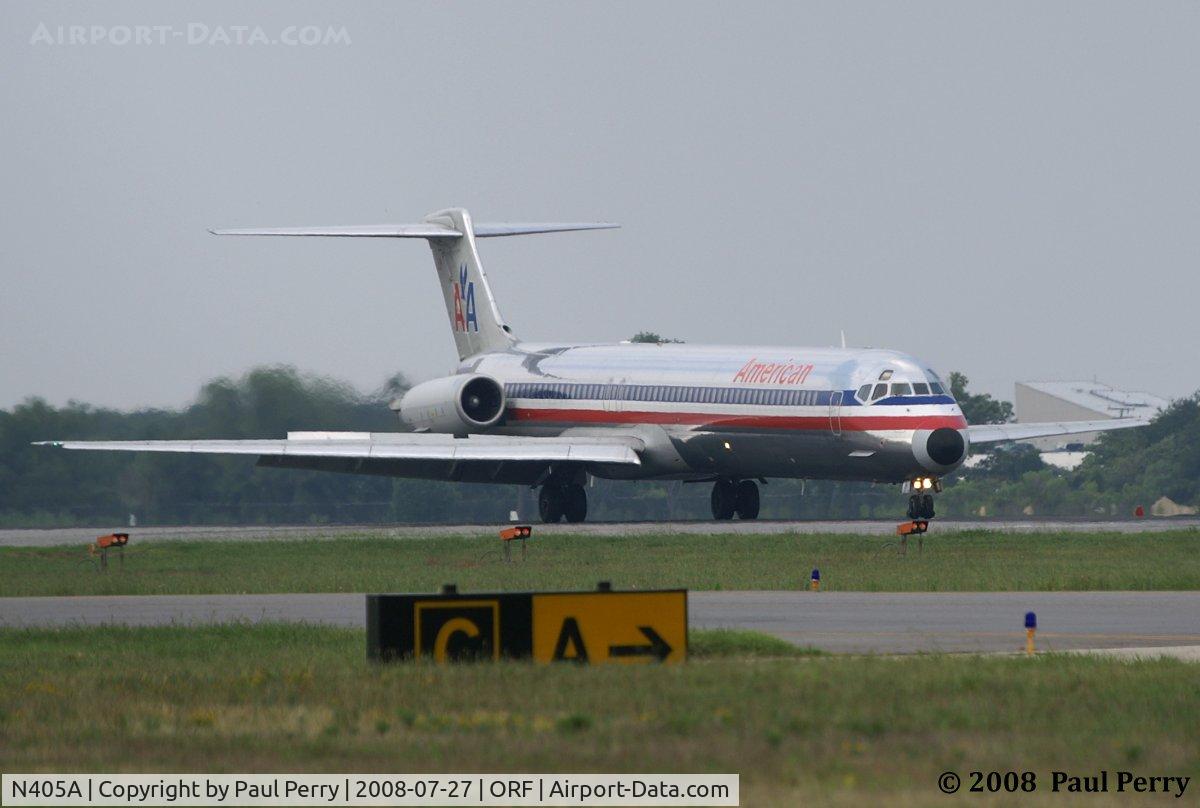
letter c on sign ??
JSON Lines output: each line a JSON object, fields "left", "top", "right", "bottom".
{"left": 434, "top": 617, "right": 480, "bottom": 661}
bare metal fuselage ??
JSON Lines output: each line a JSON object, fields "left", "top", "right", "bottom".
{"left": 446, "top": 342, "right": 968, "bottom": 485}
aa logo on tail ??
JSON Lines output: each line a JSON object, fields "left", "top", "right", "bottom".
{"left": 452, "top": 263, "right": 479, "bottom": 332}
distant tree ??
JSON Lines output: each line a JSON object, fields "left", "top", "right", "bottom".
{"left": 948, "top": 371, "right": 1014, "bottom": 425}
{"left": 1075, "top": 393, "right": 1200, "bottom": 508}
{"left": 630, "top": 331, "right": 684, "bottom": 344}
{"left": 972, "top": 443, "right": 1047, "bottom": 481}
{"left": 0, "top": 366, "right": 481, "bottom": 527}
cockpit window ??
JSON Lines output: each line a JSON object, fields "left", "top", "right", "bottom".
{"left": 912, "top": 382, "right": 930, "bottom": 395}
{"left": 871, "top": 383, "right": 888, "bottom": 400}
{"left": 857, "top": 384, "right": 872, "bottom": 402}
{"left": 879, "top": 370, "right": 894, "bottom": 381}
{"left": 930, "top": 382, "right": 945, "bottom": 395}
{"left": 890, "top": 383, "right": 912, "bottom": 397}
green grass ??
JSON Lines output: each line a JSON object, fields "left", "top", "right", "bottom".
{"left": 2, "top": 530, "right": 1198, "bottom": 597}
{"left": 690, "top": 628, "right": 824, "bottom": 658}
{"left": 1, "top": 624, "right": 1196, "bottom": 806}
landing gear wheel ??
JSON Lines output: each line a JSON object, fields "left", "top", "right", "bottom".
{"left": 711, "top": 480, "right": 737, "bottom": 520}
{"left": 920, "top": 493, "right": 935, "bottom": 520}
{"left": 907, "top": 495, "right": 920, "bottom": 520}
{"left": 538, "top": 485, "right": 565, "bottom": 523}
{"left": 563, "top": 483, "right": 588, "bottom": 523}
{"left": 735, "top": 480, "right": 760, "bottom": 520}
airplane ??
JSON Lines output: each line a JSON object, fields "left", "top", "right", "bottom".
{"left": 39, "top": 208, "right": 1149, "bottom": 523}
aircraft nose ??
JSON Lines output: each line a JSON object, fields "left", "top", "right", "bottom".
{"left": 912, "top": 427, "right": 967, "bottom": 471}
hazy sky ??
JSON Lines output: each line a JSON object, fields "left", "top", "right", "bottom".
{"left": 4, "top": 1, "right": 1198, "bottom": 411}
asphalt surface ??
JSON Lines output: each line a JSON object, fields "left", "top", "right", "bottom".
{"left": 3, "top": 518, "right": 1197, "bottom": 547}
{"left": 4, "top": 591, "right": 1197, "bottom": 654}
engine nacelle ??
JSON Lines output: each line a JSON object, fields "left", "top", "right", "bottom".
{"left": 912, "top": 427, "right": 969, "bottom": 473}
{"left": 393, "top": 374, "right": 506, "bottom": 434}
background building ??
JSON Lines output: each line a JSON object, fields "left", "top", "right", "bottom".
{"left": 1014, "top": 381, "right": 1169, "bottom": 451}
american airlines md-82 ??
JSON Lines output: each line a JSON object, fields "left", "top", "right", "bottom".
{"left": 41, "top": 209, "right": 1148, "bottom": 523}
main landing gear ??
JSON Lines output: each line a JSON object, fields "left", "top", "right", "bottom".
{"left": 711, "top": 479, "right": 760, "bottom": 520}
{"left": 538, "top": 482, "right": 588, "bottom": 524}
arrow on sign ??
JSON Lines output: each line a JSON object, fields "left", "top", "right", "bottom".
{"left": 609, "top": 626, "right": 672, "bottom": 661}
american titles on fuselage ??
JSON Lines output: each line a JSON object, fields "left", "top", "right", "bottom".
{"left": 731, "top": 358, "right": 814, "bottom": 386}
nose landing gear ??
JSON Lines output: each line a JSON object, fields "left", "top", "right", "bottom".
{"left": 903, "top": 477, "right": 941, "bottom": 521}
{"left": 711, "top": 479, "right": 761, "bottom": 520}
{"left": 907, "top": 493, "right": 935, "bottom": 520}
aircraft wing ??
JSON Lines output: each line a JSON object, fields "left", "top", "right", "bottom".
{"left": 966, "top": 418, "right": 1148, "bottom": 444}
{"left": 35, "top": 432, "right": 643, "bottom": 465}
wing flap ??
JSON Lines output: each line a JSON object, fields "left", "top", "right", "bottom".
{"left": 966, "top": 418, "right": 1148, "bottom": 444}
{"left": 35, "top": 433, "right": 643, "bottom": 465}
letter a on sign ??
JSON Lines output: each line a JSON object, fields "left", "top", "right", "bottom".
{"left": 531, "top": 591, "right": 686, "bottom": 664}
{"left": 552, "top": 617, "right": 589, "bottom": 662}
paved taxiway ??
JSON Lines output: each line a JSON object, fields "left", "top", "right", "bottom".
{"left": 3, "top": 591, "right": 1197, "bottom": 654}
{"left": 3, "top": 518, "right": 1197, "bottom": 547}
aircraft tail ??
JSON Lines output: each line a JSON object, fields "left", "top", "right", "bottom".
{"left": 212, "top": 209, "right": 617, "bottom": 361}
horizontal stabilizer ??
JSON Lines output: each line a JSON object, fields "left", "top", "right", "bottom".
{"left": 210, "top": 224, "right": 462, "bottom": 238}
{"left": 209, "top": 207, "right": 617, "bottom": 361}
{"left": 210, "top": 222, "right": 618, "bottom": 239}
{"left": 966, "top": 418, "right": 1148, "bottom": 444}
{"left": 473, "top": 222, "right": 619, "bottom": 237}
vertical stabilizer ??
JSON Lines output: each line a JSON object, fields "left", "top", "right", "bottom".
{"left": 422, "top": 208, "right": 517, "bottom": 360}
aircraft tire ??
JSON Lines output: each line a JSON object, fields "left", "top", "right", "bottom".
{"left": 906, "top": 495, "right": 919, "bottom": 520}
{"left": 735, "top": 480, "right": 760, "bottom": 520}
{"left": 563, "top": 483, "right": 588, "bottom": 523}
{"left": 920, "top": 494, "right": 935, "bottom": 520}
{"left": 711, "top": 480, "right": 737, "bottom": 520}
{"left": 538, "top": 485, "right": 565, "bottom": 523}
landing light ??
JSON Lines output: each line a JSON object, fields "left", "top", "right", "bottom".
{"left": 723, "top": 441, "right": 732, "bottom": 451}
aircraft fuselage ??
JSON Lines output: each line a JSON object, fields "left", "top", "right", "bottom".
{"left": 456, "top": 342, "right": 969, "bottom": 484}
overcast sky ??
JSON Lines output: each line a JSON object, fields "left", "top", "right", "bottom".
{"left": 3, "top": 1, "right": 1198, "bottom": 411}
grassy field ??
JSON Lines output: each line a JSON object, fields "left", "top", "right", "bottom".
{"left": 1, "top": 624, "right": 1195, "bottom": 806}
{"left": 2, "top": 529, "right": 1198, "bottom": 597}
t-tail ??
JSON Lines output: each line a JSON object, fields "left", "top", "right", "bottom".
{"left": 211, "top": 208, "right": 618, "bottom": 360}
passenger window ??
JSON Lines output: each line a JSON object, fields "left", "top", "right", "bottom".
{"left": 858, "top": 384, "right": 872, "bottom": 401}
{"left": 871, "top": 383, "right": 887, "bottom": 400}
{"left": 913, "top": 382, "right": 930, "bottom": 395}
{"left": 890, "top": 383, "right": 912, "bottom": 397}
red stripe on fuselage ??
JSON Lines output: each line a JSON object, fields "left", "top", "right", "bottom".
{"left": 508, "top": 407, "right": 967, "bottom": 431}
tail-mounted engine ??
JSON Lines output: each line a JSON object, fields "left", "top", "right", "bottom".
{"left": 393, "top": 374, "right": 505, "bottom": 434}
